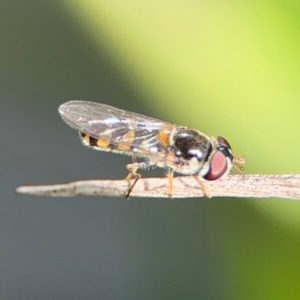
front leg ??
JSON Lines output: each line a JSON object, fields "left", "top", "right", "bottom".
{"left": 193, "top": 175, "right": 211, "bottom": 198}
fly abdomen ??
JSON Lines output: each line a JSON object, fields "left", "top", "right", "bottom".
{"left": 80, "top": 132, "right": 111, "bottom": 148}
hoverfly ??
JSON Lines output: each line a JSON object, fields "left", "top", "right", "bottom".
{"left": 59, "top": 101, "right": 245, "bottom": 198}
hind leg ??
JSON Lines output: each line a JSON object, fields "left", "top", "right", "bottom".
{"left": 125, "top": 156, "right": 152, "bottom": 199}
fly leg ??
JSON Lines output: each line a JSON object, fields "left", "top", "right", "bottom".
{"left": 193, "top": 175, "right": 211, "bottom": 198}
{"left": 167, "top": 169, "right": 174, "bottom": 198}
{"left": 124, "top": 155, "right": 138, "bottom": 181}
{"left": 125, "top": 155, "right": 151, "bottom": 199}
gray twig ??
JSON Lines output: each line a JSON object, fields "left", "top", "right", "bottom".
{"left": 16, "top": 174, "right": 300, "bottom": 199}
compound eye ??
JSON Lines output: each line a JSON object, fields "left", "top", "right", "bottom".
{"left": 217, "top": 136, "right": 231, "bottom": 149}
{"left": 203, "top": 150, "right": 228, "bottom": 181}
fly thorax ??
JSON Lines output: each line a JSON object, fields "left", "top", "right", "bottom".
{"left": 167, "top": 127, "right": 212, "bottom": 175}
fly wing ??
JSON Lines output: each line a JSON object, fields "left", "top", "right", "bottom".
{"left": 59, "top": 101, "right": 174, "bottom": 155}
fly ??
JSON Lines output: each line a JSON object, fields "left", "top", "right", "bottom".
{"left": 59, "top": 101, "right": 245, "bottom": 198}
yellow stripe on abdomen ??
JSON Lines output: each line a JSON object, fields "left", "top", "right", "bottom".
{"left": 96, "top": 137, "right": 110, "bottom": 148}
{"left": 80, "top": 132, "right": 111, "bottom": 149}
{"left": 118, "top": 130, "right": 135, "bottom": 151}
{"left": 158, "top": 126, "right": 174, "bottom": 148}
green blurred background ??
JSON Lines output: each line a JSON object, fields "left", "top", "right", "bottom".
{"left": 1, "top": 0, "right": 300, "bottom": 299}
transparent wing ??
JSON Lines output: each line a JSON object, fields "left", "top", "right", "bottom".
{"left": 59, "top": 101, "right": 174, "bottom": 154}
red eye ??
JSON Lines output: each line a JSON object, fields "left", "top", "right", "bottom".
{"left": 203, "top": 150, "right": 228, "bottom": 181}
{"left": 217, "top": 136, "right": 231, "bottom": 149}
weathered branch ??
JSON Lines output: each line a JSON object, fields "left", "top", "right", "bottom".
{"left": 16, "top": 174, "right": 300, "bottom": 199}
